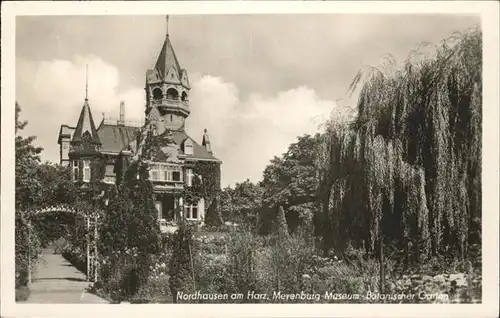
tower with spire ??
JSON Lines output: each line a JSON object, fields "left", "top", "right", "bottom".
{"left": 58, "top": 66, "right": 102, "bottom": 183}
{"left": 57, "top": 16, "right": 222, "bottom": 228}
{"left": 145, "top": 15, "right": 191, "bottom": 134}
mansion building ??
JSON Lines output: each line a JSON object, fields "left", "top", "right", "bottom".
{"left": 57, "top": 23, "right": 222, "bottom": 228}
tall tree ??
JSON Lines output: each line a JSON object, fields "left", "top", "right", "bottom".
{"left": 317, "top": 27, "right": 482, "bottom": 261}
{"left": 15, "top": 103, "right": 44, "bottom": 212}
{"left": 260, "top": 134, "right": 322, "bottom": 232}
{"left": 15, "top": 103, "right": 43, "bottom": 287}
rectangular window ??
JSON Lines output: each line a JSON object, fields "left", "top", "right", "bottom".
{"left": 150, "top": 165, "right": 159, "bottom": 181}
{"left": 185, "top": 144, "right": 193, "bottom": 155}
{"left": 83, "top": 160, "right": 91, "bottom": 182}
{"left": 72, "top": 160, "right": 79, "bottom": 181}
{"left": 192, "top": 206, "right": 198, "bottom": 219}
{"left": 104, "top": 165, "right": 116, "bottom": 184}
{"left": 164, "top": 169, "right": 173, "bottom": 181}
{"left": 186, "top": 169, "right": 194, "bottom": 187}
{"left": 151, "top": 170, "right": 159, "bottom": 180}
{"left": 183, "top": 204, "right": 199, "bottom": 220}
{"left": 172, "top": 171, "right": 181, "bottom": 182}
{"left": 104, "top": 176, "right": 116, "bottom": 184}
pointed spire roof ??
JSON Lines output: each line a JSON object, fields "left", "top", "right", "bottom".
{"left": 71, "top": 66, "right": 101, "bottom": 145}
{"left": 154, "top": 16, "right": 183, "bottom": 80}
{"left": 71, "top": 100, "right": 101, "bottom": 144}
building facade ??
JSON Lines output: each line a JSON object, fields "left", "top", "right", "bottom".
{"left": 58, "top": 23, "right": 222, "bottom": 229}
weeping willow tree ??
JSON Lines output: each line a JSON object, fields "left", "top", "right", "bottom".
{"left": 318, "top": 26, "right": 482, "bottom": 263}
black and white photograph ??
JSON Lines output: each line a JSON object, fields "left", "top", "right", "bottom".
{"left": 1, "top": 1, "right": 499, "bottom": 318}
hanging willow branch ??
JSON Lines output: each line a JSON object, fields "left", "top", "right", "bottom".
{"left": 317, "top": 26, "right": 482, "bottom": 261}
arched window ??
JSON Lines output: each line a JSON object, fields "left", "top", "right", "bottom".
{"left": 152, "top": 87, "right": 163, "bottom": 100}
{"left": 181, "top": 91, "right": 188, "bottom": 102}
{"left": 166, "top": 88, "right": 179, "bottom": 100}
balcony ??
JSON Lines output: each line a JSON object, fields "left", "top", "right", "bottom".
{"left": 151, "top": 98, "right": 190, "bottom": 116}
{"left": 152, "top": 180, "right": 184, "bottom": 193}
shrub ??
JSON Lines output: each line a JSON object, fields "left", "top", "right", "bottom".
{"left": 196, "top": 233, "right": 227, "bottom": 254}
{"left": 224, "top": 228, "right": 261, "bottom": 300}
{"left": 15, "top": 285, "right": 31, "bottom": 302}
{"left": 195, "top": 253, "right": 232, "bottom": 302}
{"left": 131, "top": 274, "right": 171, "bottom": 303}
{"left": 256, "top": 235, "right": 315, "bottom": 302}
{"left": 15, "top": 218, "right": 42, "bottom": 288}
{"left": 169, "top": 223, "right": 198, "bottom": 302}
{"left": 128, "top": 251, "right": 173, "bottom": 303}
{"left": 97, "top": 161, "right": 161, "bottom": 301}
{"left": 98, "top": 247, "right": 155, "bottom": 302}
{"left": 51, "top": 237, "right": 68, "bottom": 254}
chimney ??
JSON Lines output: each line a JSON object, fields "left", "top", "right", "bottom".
{"left": 118, "top": 101, "right": 125, "bottom": 125}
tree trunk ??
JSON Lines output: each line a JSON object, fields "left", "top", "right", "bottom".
{"left": 379, "top": 237, "right": 385, "bottom": 293}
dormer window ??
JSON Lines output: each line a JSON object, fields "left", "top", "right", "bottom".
{"left": 184, "top": 138, "right": 194, "bottom": 155}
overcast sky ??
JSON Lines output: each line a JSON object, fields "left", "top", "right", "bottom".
{"left": 16, "top": 14, "right": 479, "bottom": 187}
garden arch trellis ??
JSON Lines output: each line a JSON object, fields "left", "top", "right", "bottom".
{"left": 22, "top": 204, "right": 101, "bottom": 283}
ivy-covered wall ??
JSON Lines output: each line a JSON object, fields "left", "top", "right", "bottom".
{"left": 183, "top": 161, "right": 222, "bottom": 225}
{"left": 183, "top": 161, "right": 221, "bottom": 205}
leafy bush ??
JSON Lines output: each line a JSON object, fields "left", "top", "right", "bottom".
{"left": 15, "top": 218, "right": 41, "bottom": 288}
{"left": 15, "top": 285, "right": 31, "bottom": 302}
{"left": 195, "top": 253, "right": 232, "bottom": 301}
{"left": 131, "top": 274, "right": 171, "bottom": 303}
{"left": 224, "top": 228, "right": 261, "bottom": 300}
{"left": 97, "top": 161, "right": 161, "bottom": 301}
{"left": 98, "top": 247, "right": 156, "bottom": 302}
{"left": 50, "top": 237, "right": 68, "bottom": 254}
{"left": 256, "top": 235, "right": 315, "bottom": 302}
{"left": 196, "top": 233, "right": 227, "bottom": 254}
{"left": 61, "top": 243, "right": 87, "bottom": 274}
{"left": 128, "top": 251, "right": 173, "bottom": 303}
{"left": 169, "top": 223, "right": 198, "bottom": 302}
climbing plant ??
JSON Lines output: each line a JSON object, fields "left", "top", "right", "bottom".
{"left": 183, "top": 161, "right": 222, "bottom": 226}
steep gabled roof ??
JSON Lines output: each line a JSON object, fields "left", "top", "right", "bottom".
{"left": 71, "top": 100, "right": 101, "bottom": 145}
{"left": 155, "top": 35, "right": 182, "bottom": 81}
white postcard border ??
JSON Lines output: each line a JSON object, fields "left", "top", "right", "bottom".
{"left": 2, "top": 1, "right": 498, "bottom": 318}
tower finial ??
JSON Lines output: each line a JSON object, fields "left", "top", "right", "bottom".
{"left": 85, "top": 64, "right": 89, "bottom": 101}
{"left": 166, "top": 15, "right": 169, "bottom": 37}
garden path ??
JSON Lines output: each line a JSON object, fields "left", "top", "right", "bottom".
{"left": 20, "top": 248, "right": 108, "bottom": 304}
